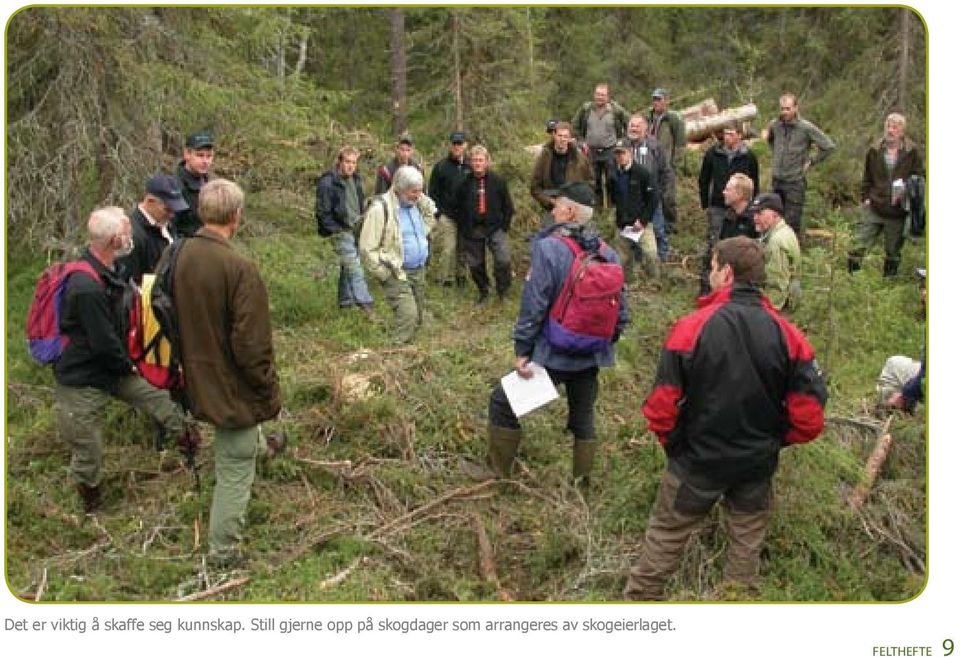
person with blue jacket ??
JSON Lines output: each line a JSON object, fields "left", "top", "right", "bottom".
{"left": 480, "top": 182, "right": 629, "bottom": 488}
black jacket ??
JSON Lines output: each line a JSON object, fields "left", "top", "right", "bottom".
{"left": 428, "top": 155, "right": 470, "bottom": 218}
{"left": 315, "top": 169, "right": 365, "bottom": 236}
{"left": 607, "top": 161, "right": 658, "bottom": 229}
{"left": 174, "top": 160, "right": 209, "bottom": 237}
{"left": 719, "top": 205, "right": 759, "bottom": 240}
{"left": 698, "top": 144, "right": 760, "bottom": 210}
{"left": 53, "top": 249, "right": 132, "bottom": 391}
{"left": 453, "top": 172, "right": 515, "bottom": 236}
{"left": 643, "top": 284, "right": 827, "bottom": 487}
{"left": 117, "top": 206, "right": 173, "bottom": 284}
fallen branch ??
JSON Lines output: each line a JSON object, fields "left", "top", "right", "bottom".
{"left": 827, "top": 415, "right": 883, "bottom": 433}
{"left": 369, "top": 480, "right": 500, "bottom": 539}
{"left": 177, "top": 576, "right": 250, "bottom": 602}
{"left": 318, "top": 557, "right": 366, "bottom": 591}
{"left": 849, "top": 416, "right": 895, "bottom": 510}
{"left": 474, "top": 516, "right": 514, "bottom": 601}
{"left": 34, "top": 568, "right": 48, "bottom": 602}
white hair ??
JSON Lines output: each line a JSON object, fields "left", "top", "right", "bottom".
{"left": 87, "top": 206, "right": 128, "bottom": 246}
{"left": 392, "top": 165, "right": 424, "bottom": 193}
{"left": 556, "top": 197, "right": 594, "bottom": 223}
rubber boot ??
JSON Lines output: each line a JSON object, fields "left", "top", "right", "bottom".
{"left": 883, "top": 258, "right": 899, "bottom": 278}
{"left": 77, "top": 483, "right": 101, "bottom": 513}
{"left": 572, "top": 440, "right": 598, "bottom": 489}
{"left": 488, "top": 424, "right": 522, "bottom": 478}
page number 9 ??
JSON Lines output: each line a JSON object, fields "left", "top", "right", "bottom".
{"left": 945, "top": 639, "right": 954, "bottom": 656}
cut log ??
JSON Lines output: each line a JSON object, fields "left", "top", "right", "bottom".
{"left": 848, "top": 417, "right": 895, "bottom": 510}
{"left": 679, "top": 98, "right": 719, "bottom": 122}
{"left": 474, "top": 515, "right": 514, "bottom": 601}
{"left": 685, "top": 103, "right": 758, "bottom": 143}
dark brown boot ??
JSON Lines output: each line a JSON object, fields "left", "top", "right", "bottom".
{"left": 76, "top": 483, "right": 101, "bottom": 514}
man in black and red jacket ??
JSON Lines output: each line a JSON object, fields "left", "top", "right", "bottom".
{"left": 623, "top": 236, "right": 827, "bottom": 601}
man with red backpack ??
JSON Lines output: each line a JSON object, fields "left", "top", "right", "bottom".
{"left": 46, "top": 207, "right": 196, "bottom": 513}
{"left": 479, "top": 182, "right": 629, "bottom": 488}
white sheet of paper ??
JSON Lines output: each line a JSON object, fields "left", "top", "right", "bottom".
{"left": 501, "top": 362, "right": 559, "bottom": 417}
{"left": 620, "top": 225, "right": 644, "bottom": 243}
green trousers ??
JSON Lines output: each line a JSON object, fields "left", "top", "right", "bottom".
{"left": 850, "top": 206, "right": 907, "bottom": 266}
{"left": 208, "top": 424, "right": 268, "bottom": 558}
{"left": 55, "top": 376, "right": 186, "bottom": 487}
{"left": 381, "top": 266, "right": 426, "bottom": 344}
{"left": 429, "top": 214, "right": 462, "bottom": 284}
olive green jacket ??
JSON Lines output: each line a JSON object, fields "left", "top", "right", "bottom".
{"left": 646, "top": 109, "right": 686, "bottom": 169}
{"left": 766, "top": 116, "right": 836, "bottom": 182}
{"left": 760, "top": 219, "right": 801, "bottom": 311}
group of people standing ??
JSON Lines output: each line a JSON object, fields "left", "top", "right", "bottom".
{"left": 54, "top": 132, "right": 284, "bottom": 568}
{"left": 46, "top": 78, "right": 923, "bottom": 597}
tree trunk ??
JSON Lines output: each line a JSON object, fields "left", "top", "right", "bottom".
{"left": 897, "top": 9, "right": 911, "bottom": 110}
{"left": 389, "top": 8, "right": 407, "bottom": 136}
{"left": 293, "top": 33, "right": 309, "bottom": 77}
{"left": 685, "top": 103, "right": 758, "bottom": 142}
{"left": 679, "top": 98, "right": 719, "bottom": 122}
{"left": 453, "top": 12, "right": 464, "bottom": 131}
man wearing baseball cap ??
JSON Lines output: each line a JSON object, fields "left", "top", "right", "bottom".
{"left": 751, "top": 192, "right": 801, "bottom": 311}
{"left": 647, "top": 88, "right": 685, "bottom": 235}
{"left": 477, "top": 181, "right": 629, "bottom": 489}
{"left": 175, "top": 131, "right": 216, "bottom": 237}
{"left": 376, "top": 132, "right": 423, "bottom": 194}
{"left": 118, "top": 174, "right": 189, "bottom": 284}
{"left": 428, "top": 131, "right": 471, "bottom": 287}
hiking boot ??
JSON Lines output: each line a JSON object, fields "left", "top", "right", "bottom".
{"left": 475, "top": 291, "right": 490, "bottom": 305}
{"left": 883, "top": 258, "right": 899, "bottom": 278}
{"left": 265, "top": 431, "right": 288, "bottom": 460}
{"left": 358, "top": 304, "right": 375, "bottom": 319}
{"left": 76, "top": 483, "right": 101, "bottom": 514}
{"left": 177, "top": 425, "right": 202, "bottom": 464}
{"left": 847, "top": 255, "right": 862, "bottom": 274}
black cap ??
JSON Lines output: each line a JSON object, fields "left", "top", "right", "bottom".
{"left": 749, "top": 192, "right": 784, "bottom": 215}
{"left": 146, "top": 174, "right": 189, "bottom": 212}
{"left": 547, "top": 181, "right": 595, "bottom": 207}
{"left": 546, "top": 118, "right": 559, "bottom": 133}
{"left": 449, "top": 131, "right": 466, "bottom": 144}
{"left": 398, "top": 132, "right": 414, "bottom": 146}
{"left": 186, "top": 132, "right": 214, "bottom": 150}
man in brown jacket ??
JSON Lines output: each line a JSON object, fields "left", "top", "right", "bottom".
{"left": 172, "top": 178, "right": 283, "bottom": 566}
{"left": 530, "top": 121, "right": 593, "bottom": 228}
{"left": 847, "top": 112, "right": 924, "bottom": 277}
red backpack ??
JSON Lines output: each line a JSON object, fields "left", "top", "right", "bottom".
{"left": 26, "top": 261, "right": 101, "bottom": 365}
{"left": 544, "top": 235, "right": 624, "bottom": 354}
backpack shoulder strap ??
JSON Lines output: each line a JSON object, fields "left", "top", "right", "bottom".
{"left": 65, "top": 260, "right": 102, "bottom": 286}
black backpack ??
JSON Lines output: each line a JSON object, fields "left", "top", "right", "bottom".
{"left": 149, "top": 238, "right": 188, "bottom": 381}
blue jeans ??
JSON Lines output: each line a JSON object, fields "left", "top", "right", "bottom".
{"left": 333, "top": 232, "right": 374, "bottom": 307}
{"left": 652, "top": 203, "right": 669, "bottom": 260}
